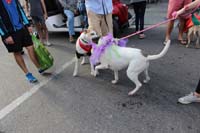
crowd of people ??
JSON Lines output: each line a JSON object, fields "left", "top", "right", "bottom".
{"left": 0, "top": 0, "right": 200, "bottom": 104}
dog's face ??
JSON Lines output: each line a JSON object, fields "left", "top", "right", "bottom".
{"left": 79, "top": 29, "right": 99, "bottom": 44}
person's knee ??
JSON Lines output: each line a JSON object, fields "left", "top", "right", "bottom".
{"left": 25, "top": 45, "right": 34, "bottom": 51}
{"left": 13, "top": 52, "right": 21, "bottom": 56}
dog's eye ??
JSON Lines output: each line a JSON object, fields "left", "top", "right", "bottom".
{"left": 90, "top": 33, "right": 95, "bottom": 35}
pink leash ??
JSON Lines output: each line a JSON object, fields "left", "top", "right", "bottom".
{"left": 120, "top": 18, "right": 176, "bottom": 40}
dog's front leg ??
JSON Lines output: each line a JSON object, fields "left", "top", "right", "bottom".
{"left": 195, "top": 32, "right": 200, "bottom": 49}
{"left": 93, "top": 64, "right": 108, "bottom": 77}
{"left": 90, "top": 62, "right": 96, "bottom": 76}
{"left": 73, "top": 57, "right": 79, "bottom": 77}
{"left": 112, "top": 70, "right": 119, "bottom": 84}
{"left": 186, "top": 29, "right": 192, "bottom": 48}
{"left": 81, "top": 57, "right": 86, "bottom": 65}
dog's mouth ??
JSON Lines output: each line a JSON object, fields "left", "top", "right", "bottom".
{"left": 92, "top": 36, "right": 100, "bottom": 43}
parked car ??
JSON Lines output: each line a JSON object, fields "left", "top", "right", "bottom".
{"left": 44, "top": 0, "right": 133, "bottom": 35}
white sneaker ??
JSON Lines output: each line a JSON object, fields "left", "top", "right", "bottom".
{"left": 178, "top": 92, "right": 200, "bottom": 104}
{"left": 45, "top": 41, "right": 52, "bottom": 46}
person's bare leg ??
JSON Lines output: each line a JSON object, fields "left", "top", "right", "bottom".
{"left": 13, "top": 52, "right": 29, "bottom": 74}
{"left": 35, "top": 23, "right": 43, "bottom": 43}
{"left": 43, "top": 25, "right": 49, "bottom": 43}
{"left": 165, "top": 20, "right": 174, "bottom": 41}
{"left": 26, "top": 45, "right": 40, "bottom": 69}
{"left": 178, "top": 18, "right": 186, "bottom": 42}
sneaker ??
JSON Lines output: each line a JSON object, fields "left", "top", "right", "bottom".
{"left": 45, "top": 41, "right": 52, "bottom": 46}
{"left": 26, "top": 73, "right": 38, "bottom": 83}
{"left": 178, "top": 92, "right": 200, "bottom": 104}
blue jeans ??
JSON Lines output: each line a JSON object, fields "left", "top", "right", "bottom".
{"left": 64, "top": 10, "right": 75, "bottom": 36}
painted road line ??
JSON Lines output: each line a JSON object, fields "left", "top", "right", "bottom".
{"left": 0, "top": 58, "right": 75, "bottom": 120}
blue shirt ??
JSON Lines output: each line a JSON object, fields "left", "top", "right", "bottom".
{"left": 85, "top": 0, "right": 113, "bottom": 15}
{"left": 2, "top": 0, "right": 23, "bottom": 30}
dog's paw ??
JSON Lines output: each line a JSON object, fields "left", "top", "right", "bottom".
{"left": 128, "top": 91, "right": 135, "bottom": 96}
{"left": 186, "top": 44, "right": 189, "bottom": 48}
{"left": 143, "top": 79, "right": 150, "bottom": 83}
{"left": 81, "top": 61, "right": 86, "bottom": 65}
{"left": 91, "top": 71, "right": 98, "bottom": 77}
{"left": 73, "top": 73, "right": 78, "bottom": 77}
{"left": 91, "top": 71, "right": 95, "bottom": 76}
{"left": 111, "top": 80, "right": 118, "bottom": 84}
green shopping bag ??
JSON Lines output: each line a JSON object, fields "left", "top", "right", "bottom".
{"left": 32, "top": 35, "right": 54, "bottom": 70}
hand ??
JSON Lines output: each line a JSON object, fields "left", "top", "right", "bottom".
{"left": 4, "top": 36, "right": 14, "bottom": 45}
{"left": 172, "top": 11, "right": 178, "bottom": 19}
{"left": 74, "top": 9, "right": 79, "bottom": 15}
{"left": 27, "top": 26, "right": 33, "bottom": 34}
{"left": 44, "top": 13, "right": 48, "bottom": 20}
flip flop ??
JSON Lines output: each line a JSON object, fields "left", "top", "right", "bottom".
{"left": 139, "top": 34, "right": 146, "bottom": 39}
{"left": 178, "top": 39, "right": 187, "bottom": 45}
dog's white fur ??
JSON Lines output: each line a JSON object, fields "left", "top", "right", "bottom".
{"left": 93, "top": 38, "right": 171, "bottom": 95}
{"left": 186, "top": 25, "right": 200, "bottom": 49}
{"left": 73, "top": 30, "right": 98, "bottom": 76}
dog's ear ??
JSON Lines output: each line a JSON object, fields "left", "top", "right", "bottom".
{"left": 83, "top": 29, "right": 87, "bottom": 33}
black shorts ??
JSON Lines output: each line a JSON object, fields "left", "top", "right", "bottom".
{"left": 3, "top": 28, "right": 33, "bottom": 53}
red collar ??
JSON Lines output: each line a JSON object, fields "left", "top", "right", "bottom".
{"left": 6, "top": 0, "right": 12, "bottom": 4}
{"left": 79, "top": 38, "right": 92, "bottom": 52}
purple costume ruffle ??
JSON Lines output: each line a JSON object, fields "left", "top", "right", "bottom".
{"left": 89, "top": 33, "right": 128, "bottom": 65}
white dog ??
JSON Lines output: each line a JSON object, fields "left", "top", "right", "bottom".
{"left": 92, "top": 35, "right": 171, "bottom": 95}
{"left": 73, "top": 30, "right": 99, "bottom": 76}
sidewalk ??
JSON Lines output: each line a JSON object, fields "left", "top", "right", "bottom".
{"left": 145, "top": 1, "right": 168, "bottom": 25}
{"left": 128, "top": 1, "right": 168, "bottom": 26}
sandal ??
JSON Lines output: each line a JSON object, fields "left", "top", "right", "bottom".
{"left": 178, "top": 39, "right": 187, "bottom": 45}
{"left": 69, "top": 36, "right": 75, "bottom": 43}
{"left": 139, "top": 34, "right": 146, "bottom": 39}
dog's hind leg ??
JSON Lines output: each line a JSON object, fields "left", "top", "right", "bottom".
{"left": 143, "top": 64, "right": 150, "bottom": 83}
{"left": 112, "top": 70, "right": 119, "bottom": 84}
{"left": 126, "top": 60, "right": 148, "bottom": 95}
{"left": 126, "top": 67, "right": 143, "bottom": 95}
{"left": 127, "top": 71, "right": 142, "bottom": 96}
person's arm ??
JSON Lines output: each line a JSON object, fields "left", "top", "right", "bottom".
{"left": 41, "top": 0, "right": 48, "bottom": 19}
{"left": 24, "top": 0, "right": 30, "bottom": 17}
{"left": 174, "top": 0, "right": 200, "bottom": 18}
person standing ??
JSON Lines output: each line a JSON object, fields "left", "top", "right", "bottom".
{"left": 27, "top": 0, "right": 52, "bottom": 46}
{"left": 164, "top": 0, "right": 192, "bottom": 45}
{"left": 85, "top": 0, "right": 113, "bottom": 36}
{"left": 0, "top": 0, "right": 46, "bottom": 83}
{"left": 129, "top": 0, "right": 147, "bottom": 39}
{"left": 173, "top": 0, "right": 200, "bottom": 104}
{"left": 58, "top": 0, "right": 78, "bottom": 43}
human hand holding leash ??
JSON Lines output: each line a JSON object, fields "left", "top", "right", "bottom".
{"left": 27, "top": 26, "right": 33, "bottom": 34}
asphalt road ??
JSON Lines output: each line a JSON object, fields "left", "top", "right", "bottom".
{"left": 0, "top": 2, "right": 200, "bottom": 133}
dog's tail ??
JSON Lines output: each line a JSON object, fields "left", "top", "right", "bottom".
{"left": 147, "top": 40, "right": 171, "bottom": 61}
